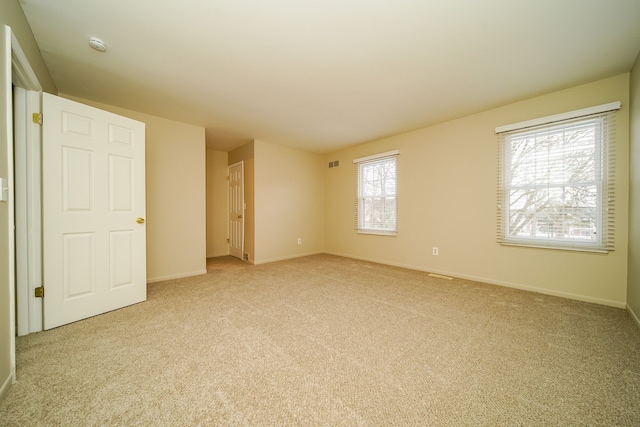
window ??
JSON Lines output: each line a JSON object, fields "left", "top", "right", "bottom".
{"left": 353, "top": 150, "right": 399, "bottom": 235}
{"left": 496, "top": 102, "right": 619, "bottom": 252}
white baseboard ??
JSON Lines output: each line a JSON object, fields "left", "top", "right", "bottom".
{"left": 147, "top": 269, "right": 208, "bottom": 284}
{"left": 253, "top": 251, "right": 324, "bottom": 265}
{"left": 0, "top": 372, "right": 12, "bottom": 402}
{"left": 324, "top": 251, "right": 626, "bottom": 309}
{"left": 628, "top": 305, "right": 640, "bottom": 329}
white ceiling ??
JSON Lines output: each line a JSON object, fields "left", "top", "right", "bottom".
{"left": 19, "top": 0, "right": 640, "bottom": 153}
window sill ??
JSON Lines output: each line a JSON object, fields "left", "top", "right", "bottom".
{"left": 500, "top": 241, "right": 610, "bottom": 254}
{"left": 357, "top": 230, "right": 397, "bottom": 237}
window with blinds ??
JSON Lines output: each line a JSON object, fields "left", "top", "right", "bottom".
{"left": 353, "top": 150, "right": 399, "bottom": 235}
{"left": 496, "top": 102, "right": 619, "bottom": 253}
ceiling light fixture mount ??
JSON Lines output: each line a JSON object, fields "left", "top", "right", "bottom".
{"left": 88, "top": 37, "right": 107, "bottom": 52}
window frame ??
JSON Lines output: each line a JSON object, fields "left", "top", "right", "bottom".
{"left": 496, "top": 103, "right": 619, "bottom": 253}
{"left": 353, "top": 150, "right": 399, "bottom": 236}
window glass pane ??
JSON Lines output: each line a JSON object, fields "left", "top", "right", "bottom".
{"left": 507, "top": 185, "right": 597, "bottom": 243}
{"left": 358, "top": 157, "right": 397, "bottom": 232}
{"left": 502, "top": 116, "right": 604, "bottom": 247}
{"left": 363, "top": 197, "right": 396, "bottom": 229}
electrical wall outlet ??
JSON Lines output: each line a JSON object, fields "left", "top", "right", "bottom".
{"left": 432, "top": 247, "right": 439, "bottom": 256}
{"left": 297, "top": 238, "right": 302, "bottom": 245}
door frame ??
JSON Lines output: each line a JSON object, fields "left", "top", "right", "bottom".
{"left": 10, "top": 28, "right": 43, "bottom": 340}
{"left": 2, "top": 25, "right": 42, "bottom": 390}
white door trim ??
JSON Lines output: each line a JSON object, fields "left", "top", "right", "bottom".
{"left": 2, "top": 25, "right": 15, "bottom": 392}
{"left": 10, "top": 31, "right": 42, "bottom": 92}
{"left": 3, "top": 25, "right": 42, "bottom": 389}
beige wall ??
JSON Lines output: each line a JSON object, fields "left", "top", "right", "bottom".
{"left": 629, "top": 54, "right": 640, "bottom": 324}
{"left": 229, "top": 141, "right": 255, "bottom": 262}
{"left": 206, "top": 149, "right": 229, "bottom": 257}
{"left": 325, "top": 74, "right": 630, "bottom": 308}
{"left": 0, "top": 0, "right": 56, "bottom": 400}
{"left": 254, "top": 139, "right": 325, "bottom": 264}
{"left": 63, "top": 96, "right": 207, "bottom": 282}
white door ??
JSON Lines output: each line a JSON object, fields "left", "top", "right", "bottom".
{"left": 228, "top": 161, "right": 244, "bottom": 260}
{"left": 42, "top": 93, "right": 146, "bottom": 329}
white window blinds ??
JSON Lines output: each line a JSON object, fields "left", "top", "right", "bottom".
{"left": 496, "top": 103, "right": 619, "bottom": 252}
{"left": 353, "top": 150, "right": 399, "bottom": 235}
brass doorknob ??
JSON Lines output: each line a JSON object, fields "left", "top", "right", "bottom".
{"left": 136, "top": 218, "right": 145, "bottom": 224}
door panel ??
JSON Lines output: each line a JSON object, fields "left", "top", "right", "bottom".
{"left": 109, "top": 155, "right": 133, "bottom": 212}
{"left": 63, "top": 147, "right": 93, "bottom": 212}
{"left": 109, "top": 230, "right": 133, "bottom": 288}
{"left": 63, "top": 233, "right": 95, "bottom": 298}
{"left": 43, "top": 93, "right": 146, "bottom": 329}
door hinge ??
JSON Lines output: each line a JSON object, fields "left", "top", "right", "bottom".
{"left": 32, "top": 112, "right": 43, "bottom": 125}
{"left": 35, "top": 286, "right": 44, "bottom": 298}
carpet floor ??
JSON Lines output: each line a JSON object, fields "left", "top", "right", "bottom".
{"left": 1, "top": 254, "right": 639, "bottom": 426}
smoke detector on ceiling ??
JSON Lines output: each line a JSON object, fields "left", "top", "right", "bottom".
{"left": 88, "top": 37, "right": 107, "bottom": 52}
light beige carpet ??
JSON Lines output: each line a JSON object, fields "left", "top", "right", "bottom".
{"left": 1, "top": 254, "right": 639, "bottom": 426}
